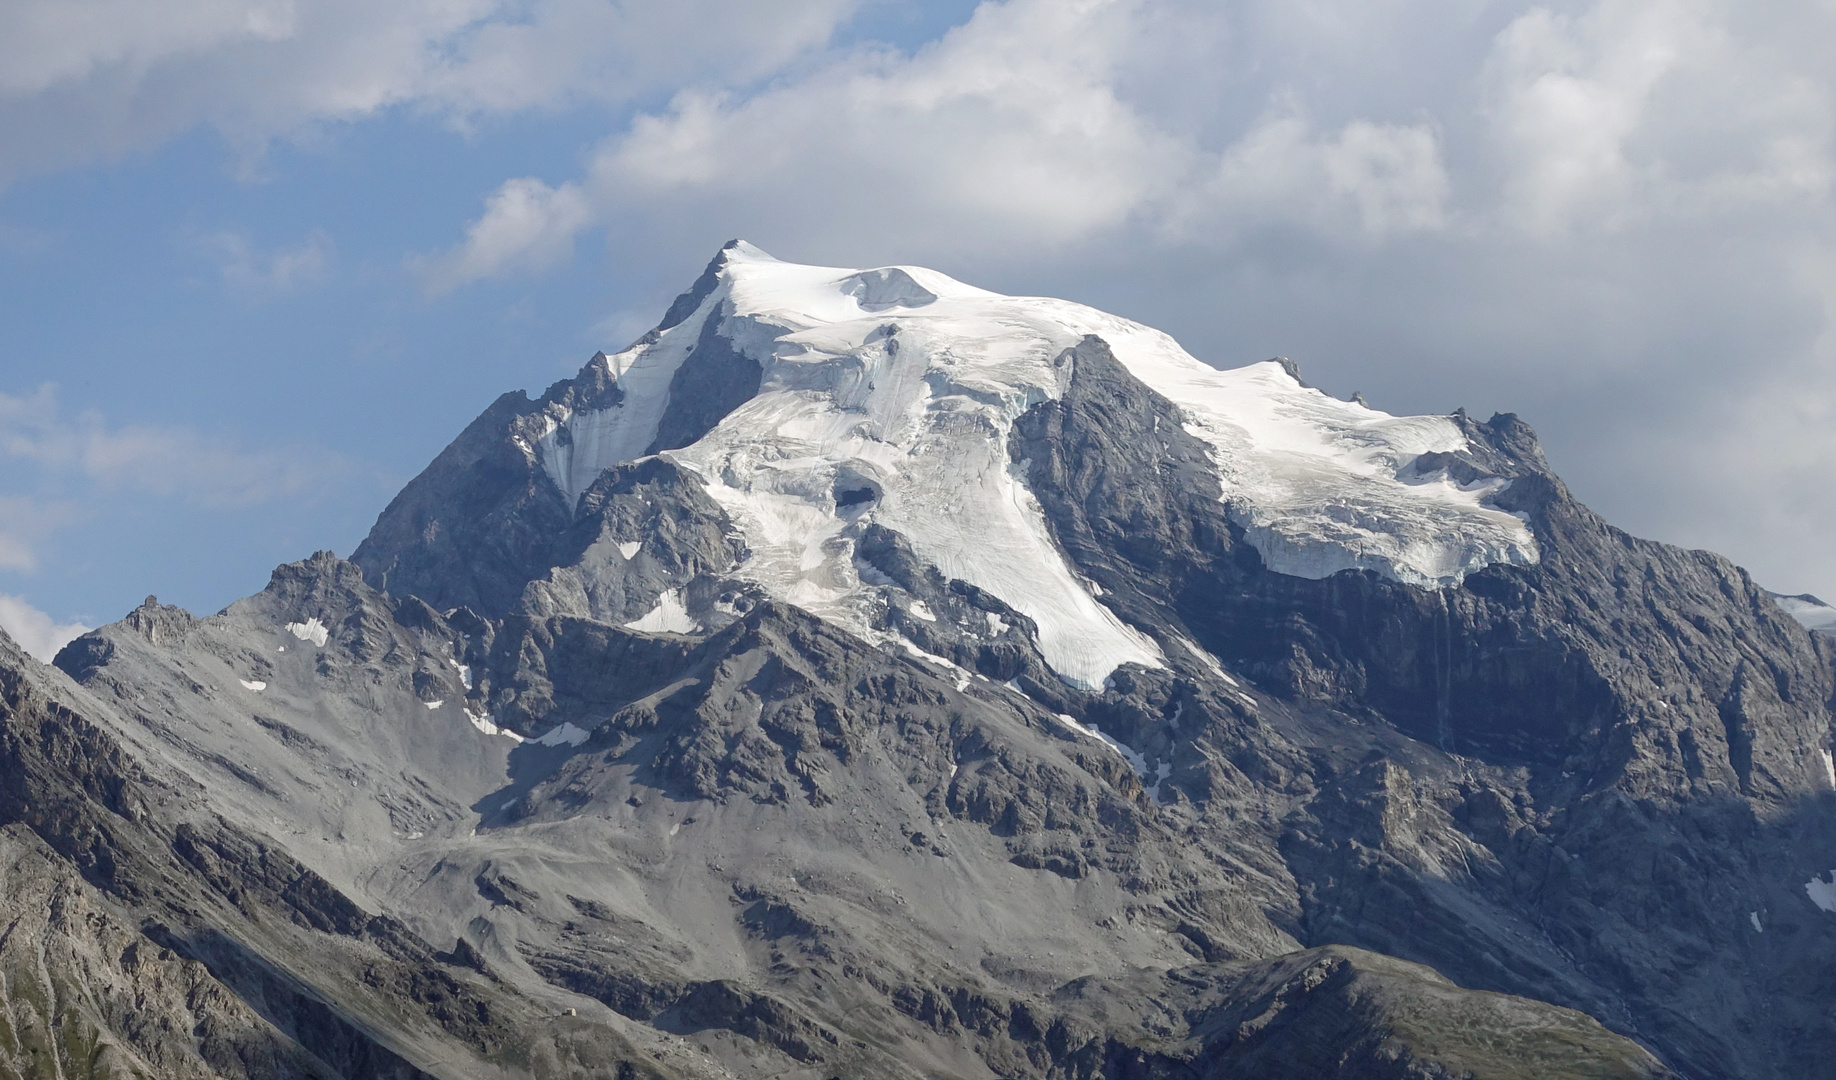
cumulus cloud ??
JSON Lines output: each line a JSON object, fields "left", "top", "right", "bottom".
{"left": 424, "top": 0, "right": 1465, "bottom": 287}
{"left": 0, "top": 385, "right": 347, "bottom": 507}
{"left": 0, "top": 593, "right": 90, "bottom": 663}
{"left": 416, "top": 178, "right": 591, "bottom": 293}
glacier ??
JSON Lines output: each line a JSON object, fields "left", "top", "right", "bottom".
{"left": 524, "top": 242, "right": 1538, "bottom": 690}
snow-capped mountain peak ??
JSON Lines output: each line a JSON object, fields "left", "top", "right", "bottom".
{"left": 522, "top": 241, "right": 1536, "bottom": 689}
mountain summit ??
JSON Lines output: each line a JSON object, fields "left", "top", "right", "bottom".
{"left": 7, "top": 243, "right": 1835, "bottom": 1079}
{"left": 358, "top": 241, "right": 1535, "bottom": 691}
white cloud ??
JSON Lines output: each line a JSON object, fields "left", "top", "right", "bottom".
{"left": 0, "top": 385, "right": 346, "bottom": 507}
{"left": 422, "top": 0, "right": 1464, "bottom": 287}
{"left": 416, "top": 177, "right": 592, "bottom": 293}
{"left": 1189, "top": 109, "right": 1450, "bottom": 240}
{"left": 0, "top": 0, "right": 297, "bottom": 97}
{"left": 1481, "top": 0, "right": 1834, "bottom": 234}
{"left": 0, "top": 0, "right": 862, "bottom": 184}
{"left": 0, "top": 593, "right": 90, "bottom": 664}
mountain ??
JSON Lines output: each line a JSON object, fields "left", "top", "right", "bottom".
{"left": 11, "top": 241, "right": 1835, "bottom": 1079}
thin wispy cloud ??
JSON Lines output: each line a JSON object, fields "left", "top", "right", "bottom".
{"left": 0, "top": 385, "right": 348, "bottom": 507}
{"left": 0, "top": 495, "right": 74, "bottom": 573}
{"left": 201, "top": 227, "right": 334, "bottom": 294}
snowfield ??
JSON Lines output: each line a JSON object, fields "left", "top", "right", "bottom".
{"left": 532, "top": 243, "right": 1539, "bottom": 689}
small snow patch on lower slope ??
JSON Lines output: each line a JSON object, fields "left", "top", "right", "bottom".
{"left": 896, "top": 638, "right": 971, "bottom": 691}
{"left": 532, "top": 722, "right": 591, "bottom": 747}
{"left": 239, "top": 679, "right": 266, "bottom": 692}
{"left": 1807, "top": 872, "right": 1836, "bottom": 912}
{"left": 1050, "top": 714, "right": 1169, "bottom": 802}
{"left": 464, "top": 708, "right": 524, "bottom": 743}
{"left": 624, "top": 590, "right": 700, "bottom": 634}
{"left": 285, "top": 618, "right": 329, "bottom": 647}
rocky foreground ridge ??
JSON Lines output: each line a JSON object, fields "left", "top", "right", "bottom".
{"left": 6, "top": 244, "right": 1835, "bottom": 1079}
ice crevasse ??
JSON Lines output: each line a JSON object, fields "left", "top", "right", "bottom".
{"left": 528, "top": 242, "right": 1538, "bottom": 690}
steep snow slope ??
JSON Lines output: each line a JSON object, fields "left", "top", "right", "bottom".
{"left": 529, "top": 243, "right": 1535, "bottom": 689}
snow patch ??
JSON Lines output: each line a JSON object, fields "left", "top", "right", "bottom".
{"left": 1170, "top": 634, "right": 1236, "bottom": 685}
{"left": 535, "top": 302, "right": 722, "bottom": 508}
{"left": 285, "top": 618, "right": 329, "bottom": 647}
{"left": 464, "top": 708, "right": 525, "bottom": 743}
{"left": 618, "top": 540, "right": 642, "bottom": 560}
{"left": 893, "top": 638, "right": 973, "bottom": 690}
{"left": 424, "top": 700, "right": 443, "bottom": 710}
{"left": 624, "top": 589, "right": 700, "bottom": 634}
{"left": 532, "top": 722, "right": 591, "bottom": 747}
{"left": 447, "top": 657, "right": 472, "bottom": 689}
{"left": 1807, "top": 872, "right": 1836, "bottom": 912}
{"left": 666, "top": 247, "right": 1164, "bottom": 690}
{"left": 239, "top": 679, "right": 266, "bottom": 692}
{"left": 1050, "top": 713, "right": 1169, "bottom": 801}
{"left": 1100, "top": 339, "right": 1539, "bottom": 587}
{"left": 907, "top": 600, "right": 936, "bottom": 622}
{"left": 1750, "top": 911, "right": 1763, "bottom": 932}
{"left": 1822, "top": 748, "right": 1835, "bottom": 788}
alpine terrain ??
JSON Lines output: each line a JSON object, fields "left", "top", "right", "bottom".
{"left": 6, "top": 241, "right": 1836, "bottom": 1079}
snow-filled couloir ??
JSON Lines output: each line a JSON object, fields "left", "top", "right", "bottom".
{"left": 529, "top": 241, "right": 1537, "bottom": 689}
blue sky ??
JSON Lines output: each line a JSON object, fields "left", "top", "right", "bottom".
{"left": 3, "top": 0, "right": 1834, "bottom": 659}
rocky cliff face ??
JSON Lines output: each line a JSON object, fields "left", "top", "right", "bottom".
{"left": 24, "top": 243, "right": 1833, "bottom": 1079}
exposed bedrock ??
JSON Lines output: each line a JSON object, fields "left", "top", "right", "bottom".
{"left": 1012, "top": 335, "right": 1836, "bottom": 1078}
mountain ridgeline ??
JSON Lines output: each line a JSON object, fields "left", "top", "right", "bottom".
{"left": 5, "top": 242, "right": 1834, "bottom": 1079}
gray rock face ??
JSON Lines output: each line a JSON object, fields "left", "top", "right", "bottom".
{"left": 30, "top": 244, "right": 1836, "bottom": 1078}
{"left": 0, "top": 822, "right": 337, "bottom": 1080}
{"left": 1012, "top": 336, "right": 1836, "bottom": 1077}
{"left": 644, "top": 313, "right": 762, "bottom": 456}
{"left": 1, "top": 625, "right": 690, "bottom": 1080}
